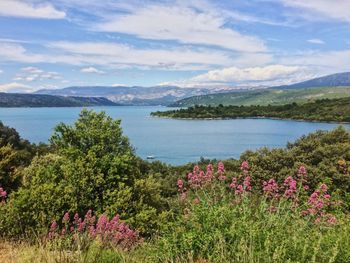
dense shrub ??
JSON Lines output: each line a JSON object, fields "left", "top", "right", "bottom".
{"left": 239, "top": 126, "right": 350, "bottom": 208}
{"left": 139, "top": 162, "right": 349, "bottom": 263}
{"left": 0, "top": 121, "right": 47, "bottom": 192}
{"left": 0, "top": 110, "right": 169, "bottom": 237}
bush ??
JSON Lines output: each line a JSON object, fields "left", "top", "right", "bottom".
{"left": 138, "top": 162, "right": 350, "bottom": 263}
{"left": 0, "top": 121, "right": 46, "bottom": 193}
{"left": 0, "top": 110, "right": 169, "bottom": 238}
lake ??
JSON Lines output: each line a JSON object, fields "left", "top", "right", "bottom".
{"left": 0, "top": 106, "right": 348, "bottom": 165}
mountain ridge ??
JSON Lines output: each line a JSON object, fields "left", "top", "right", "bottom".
{"left": 0, "top": 93, "right": 119, "bottom": 107}
{"left": 273, "top": 71, "right": 350, "bottom": 89}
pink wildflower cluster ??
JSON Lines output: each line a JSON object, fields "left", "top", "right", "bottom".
{"left": 48, "top": 210, "right": 139, "bottom": 250}
{"left": 283, "top": 176, "right": 297, "bottom": 199}
{"left": 229, "top": 161, "right": 252, "bottom": 195}
{"left": 262, "top": 179, "right": 279, "bottom": 198}
{"left": 178, "top": 162, "right": 338, "bottom": 226}
{"left": 184, "top": 164, "right": 215, "bottom": 189}
{"left": 0, "top": 187, "right": 7, "bottom": 204}
{"left": 297, "top": 165, "right": 309, "bottom": 190}
{"left": 263, "top": 165, "right": 309, "bottom": 200}
{"left": 302, "top": 183, "right": 336, "bottom": 225}
{"left": 217, "top": 162, "right": 226, "bottom": 181}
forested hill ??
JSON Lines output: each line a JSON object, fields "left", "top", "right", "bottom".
{"left": 0, "top": 93, "right": 119, "bottom": 107}
{"left": 152, "top": 97, "right": 350, "bottom": 122}
{"left": 171, "top": 87, "right": 350, "bottom": 107}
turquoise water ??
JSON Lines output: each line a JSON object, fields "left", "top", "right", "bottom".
{"left": 0, "top": 106, "right": 348, "bottom": 165}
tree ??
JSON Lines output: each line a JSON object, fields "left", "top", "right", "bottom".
{"left": 0, "top": 121, "right": 41, "bottom": 192}
{"left": 2, "top": 110, "right": 168, "bottom": 237}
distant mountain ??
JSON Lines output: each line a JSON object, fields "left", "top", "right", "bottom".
{"left": 275, "top": 72, "right": 350, "bottom": 89}
{"left": 0, "top": 93, "right": 118, "bottom": 107}
{"left": 171, "top": 87, "right": 350, "bottom": 107}
{"left": 34, "top": 85, "right": 240, "bottom": 106}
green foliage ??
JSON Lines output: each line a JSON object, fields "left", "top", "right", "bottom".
{"left": 239, "top": 126, "right": 350, "bottom": 208}
{"left": 0, "top": 121, "right": 46, "bottom": 192}
{"left": 140, "top": 189, "right": 350, "bottom": 263}
{"left": 0, "top": 110, "right": 168, "bottom": 237}
{"left": 172, "top": 87, "right": 350, "bottom": 107}
{"left": 154, "top": 97, "right": 350, "bottom": 122}
{"left": 0, "top": 93, "right": 118, "bottom": 107}
{"left": 2, "top": 110, "right": 350, "bottom": 262}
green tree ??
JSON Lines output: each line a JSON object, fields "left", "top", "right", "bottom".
{"left": 0, "top": 121, "right": 42, "bottom": 192}
{"left": 1, "top": 110, "right": 168, "bottom": 237}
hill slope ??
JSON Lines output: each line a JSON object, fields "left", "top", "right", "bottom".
{"left": 153, "top": 97, "right": 350, "bottom": 122}
{"left": 171, "top": 87, "right": 350, "bottom": 107}
{"left": 0, "top": 93, "right": 119, "bottom": 107}
{"left": 34, "top": 86, "right": 237, "bottom": 106}
{"left": 275, "top": 72, "right": 350, "bottom": 89}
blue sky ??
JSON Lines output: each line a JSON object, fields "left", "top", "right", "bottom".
{"left": 1, "top": 0, "right": 350, "bottom": 92}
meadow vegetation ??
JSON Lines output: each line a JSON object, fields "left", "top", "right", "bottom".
{"left": 1, "top": 109, "right": 350, "bottom": 262}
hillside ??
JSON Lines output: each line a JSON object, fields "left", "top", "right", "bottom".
{"left": 34, "top": 85, "right": 238, "bottom": 106}
{"left": 0, "top": 93, "right": 118, "bottom": 107}
{"left": 275, "top": 72, "right": 350, "bottom": 89}
{"left": 152, "top": 97, "right": 350, "bottom": 122}
{"left": 171, "top": 87, "right": 350, "bottom": 107}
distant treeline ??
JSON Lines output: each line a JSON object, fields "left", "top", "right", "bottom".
{"left": 152, "top": 97, "right": 350, "bottom": 122}
{"left": 0, "top": 93, "right": 118, "bottom": 107}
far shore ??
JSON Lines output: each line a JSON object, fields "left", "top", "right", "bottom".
{"left": 151, "top": 114, "right": 350, "bottom": 125}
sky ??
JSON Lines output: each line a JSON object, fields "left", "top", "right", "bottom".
{"left": 1, "top": 0, "right": 350, "bottom": 92}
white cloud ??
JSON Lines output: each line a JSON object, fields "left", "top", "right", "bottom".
{"left": 0, "top": 40, "right": 239, "bottom": 70}
{"left": 13, "top": 67, "right": 61, "bottom": 82}
{"left": 49, "top": 41, "right": 235, "bottom": 69}
{"left": 282, "top": 0, "right": 350, "bottom": 22}
{"left": 0, "top": 82, "right": 33, "bottom": 93}
{"left": 279, "top": 50, "right": 350, "bottom": 73}
{"left": 0, "top": 69, "right": 3, "bottom": 74}
{"left": 0, "top": 42, "right": 45, "bottom": 63}
{"left": 168, "top": 65, "right": 310, "bottom": 87}
{"left": 307, "top": 39, "right": 325, "bottom": 45}
{"left": 95, "top": 2, "right": 266, "bottom": 52}
{"left": 0, "top": 0, "right": 65, "bottom": 19}
{"left": 80, "top": 67, "right": 105, "bottom": 74}
{"left": 192, "top": 65, "right": 301, "bottom": 83}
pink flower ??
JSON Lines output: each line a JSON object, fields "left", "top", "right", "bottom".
{"left": 62, "top": 212, "right": 70, "bottom": 224}
{"left": 240, "top": 161, "right": 249, "bottom": 171}
{"left": 89, "top": 225, "right": 96, "bottom": 237}
{"left": 218, "top": 175, "right": 227, "bottom": 181}
{"left": 0, "top": 187, "right": 7, "bottom": 203}
{"left": 177, "top": 179, "right": 184, "bottom": 191}
{"left": 298, "top": 165, "right": 307, "bottom": 177}
{"left": 243, "top": 176, "right": 252, "bottom": 191}
{"left": 235, "top": 185, "right": 244, "bottom": 195}
{"left": 320, "top": 183, "right": 328, "bottom": 193}
{"left": 284, "top": 176, "right": 297, "bottom": 198}
{"left": 73, "top": 213, "right": 80, "bottom": 225}
{"left": 96, "top": 214, "right": 108, "bottom": 233}
{"left": 78, "top": 219, "right": 86, "bottom": 232}
{"left": 324, "top": 194, "right": 331, "bottom": 199}
{"left": 217, "top": 161, "right": 225, "bottom": 174}
{"left": 50, "top": 220, "right": 58, "bottom": 232}
{"left": 263, "top": 179, "right": 279, "bottom": 198}
{"left": 229, "top": 177, "right": 237, "bottom": 189}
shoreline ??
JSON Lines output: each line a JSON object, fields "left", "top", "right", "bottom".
{"left": 151, "top": 115, "right": 350, "bottom": 125}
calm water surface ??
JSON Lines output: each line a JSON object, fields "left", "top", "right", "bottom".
{"left": 0, "top": 106, "right": 348, "bottom": 165}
